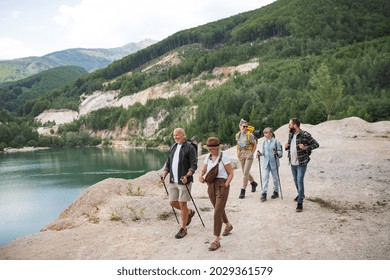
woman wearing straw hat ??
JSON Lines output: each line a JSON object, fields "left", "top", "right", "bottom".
{"left": 199, "top": 137, "right": 234, "bottom": 251}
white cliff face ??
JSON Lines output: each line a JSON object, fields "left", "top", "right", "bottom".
{"left": 35, "top": 60, "right": 259, "bottom": 137}
{"left": 35, "top": 109, "right": 79, "bottom": 125}
{"left": 79, "top": 90, "right": 120, "bottom": 116}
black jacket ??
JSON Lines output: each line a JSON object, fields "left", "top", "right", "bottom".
{"left": 164, "top": 141, "right": 197, "bottom": 185}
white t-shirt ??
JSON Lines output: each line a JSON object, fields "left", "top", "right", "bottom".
{"left": 172, "top": 144, "right": 182, "bottom": 183}
{"left": 203, "top": 152, "right": 231, "bottom": 179}
{"left": 290, "top": 134, "right": 299, "bottom": 166}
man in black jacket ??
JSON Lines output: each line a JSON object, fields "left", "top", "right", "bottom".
{"left": 161, "top": 128, "right": 198, "bottom": 238}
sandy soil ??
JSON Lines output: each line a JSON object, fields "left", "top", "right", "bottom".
{"left": 0, "top": 117, "right": 389, "bottom": 260}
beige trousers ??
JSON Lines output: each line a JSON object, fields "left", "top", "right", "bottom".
{"left": 238, "top": 149, "right": 255, "bottom": 189}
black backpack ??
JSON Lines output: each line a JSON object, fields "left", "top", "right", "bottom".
{"left": 187, "top": 139, "right": 198, "bottom": 157}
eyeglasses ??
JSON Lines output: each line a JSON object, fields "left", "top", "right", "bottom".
{"left": 242, "top": 126, "right": 248, "bottom": 128}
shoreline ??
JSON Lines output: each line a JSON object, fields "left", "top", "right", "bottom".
{"left": 1, "top": 117, "right": 389, "bottom": 260}
{"left": 1, "top": 141, "right": 171, "bottom": 154}
{"left": 1, "top": 147, "right": 50, "bottom": 153}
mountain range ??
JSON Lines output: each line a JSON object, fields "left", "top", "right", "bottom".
{"left": 0, "top": 39, "right": 157, "bottom": 84}
{"left": 0, "top": 0, "right": 389, "bottom": 151}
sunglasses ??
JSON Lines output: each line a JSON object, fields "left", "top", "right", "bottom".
{"left": 242, "top": 126, "right": 248, "bottom": 128}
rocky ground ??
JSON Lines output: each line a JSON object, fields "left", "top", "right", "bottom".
{"left": 0, "top": 117, "right": 389, "bottom": 260}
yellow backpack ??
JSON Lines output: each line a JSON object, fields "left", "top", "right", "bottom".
{"left": 236, "top": 131, "right": 255, "bottom": 151}
{"left": 247, "top": 125, "right": 255, "bottom": 135}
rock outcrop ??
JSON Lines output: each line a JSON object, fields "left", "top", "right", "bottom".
{"left": 35, "top": 59, "right": 260, "bottom": 139}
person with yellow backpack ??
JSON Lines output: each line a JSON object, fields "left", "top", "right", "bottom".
{"left": 235, "top": 119, "right": 258, "bottom": 199}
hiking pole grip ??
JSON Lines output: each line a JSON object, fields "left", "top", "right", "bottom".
{"left": 185, "top": 183, "right": 205, "bottom": 227}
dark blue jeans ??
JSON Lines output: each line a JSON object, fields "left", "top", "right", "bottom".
{"left": 290, "top": 165, "right": 307, "bottom": 204}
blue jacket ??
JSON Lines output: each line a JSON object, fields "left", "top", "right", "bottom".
{"left": 261, "top": 138, "right": 283, "bottom": 169}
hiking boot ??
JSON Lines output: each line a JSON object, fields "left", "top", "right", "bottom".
{"left": 239, "top": 189, "right": 246, "bottom": 199}
{"left": 260, "top": 193, "right": 267, "bottom": 202}
{"left": 186, "top": 209, "right": 195, "bottom": 226}
{"left": 175, "top": 228, "right": 187, "bottom": 239}
{"left": 251, "top": 181, "right": 258, "bottom": 192}
{"left": 294, "top": 195, "right": 305, "bottom": 202}
{"left": 296, "top": 203, "right": 303, "bottom": 212}
{"left": 271, "top": 191, "right": 279, "bottom": 199}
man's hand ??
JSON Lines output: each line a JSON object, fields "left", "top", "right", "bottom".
{"left": 160, "top": 171, "right": 167, "bottom": 182}
{"left": 180, "top": 176, "right": 188, "bottom": 184}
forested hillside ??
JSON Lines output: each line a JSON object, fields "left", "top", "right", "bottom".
{"left": 1, "top": 0, "right": 389, "bottom": 150}
{"left": 0, "top": 39, "right": 156, "bottom": 84}
{"left": 0, "top": 66, "right": 87, "bottom": 115}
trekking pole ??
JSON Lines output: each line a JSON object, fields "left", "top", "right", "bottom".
{"left": 158, "top": 174, "right": 179, "bottom": 224}
{"left": 256, "top": 152, "right": 263, "bottom": 191}
{"left": 184, "top": 182, "right": 205, "bottom": 227}
{"left": 273, "top": 154, "right": 283, "bottom": 200}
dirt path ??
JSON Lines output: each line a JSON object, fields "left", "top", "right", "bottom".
{"left": 1, "top": 117, "right": 389, "bottom": 260}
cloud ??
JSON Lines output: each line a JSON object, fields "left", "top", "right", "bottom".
{"left": 11, "top": 10, "right": 21, "bottom": 19}
{"left": 1, "top": 0, "right": 275, "bottom": 59}
{"left": 52, "top": 0, "right": 274, "bottom": 48}
{"left": 0, "top": 37, "right": 39, "bottom": 60}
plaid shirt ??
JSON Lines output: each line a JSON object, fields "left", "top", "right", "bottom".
{"left": 287, "top": 130, "right": 319, "bottom": 166}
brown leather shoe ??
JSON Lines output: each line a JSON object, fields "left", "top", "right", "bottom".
{"left": 222, "top": 224, "right": 233, "bottom": 236}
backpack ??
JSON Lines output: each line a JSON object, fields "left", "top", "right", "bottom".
{"left": 247, "top": 125, "right": 261, "bottom": 139}
{"left": 236, "top": 131, "right": 255, "bottom": 151}
{"left": 187, "top": 139, "right": 198, "bottom": 157}
{"left": 169, "top": 139, "right": 198, "bottom": 157}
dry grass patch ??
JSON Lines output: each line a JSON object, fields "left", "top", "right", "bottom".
{"left": 308, "top": 196, "right": 388, "bottom": 214}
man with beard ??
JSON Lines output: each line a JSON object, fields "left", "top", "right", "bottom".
{"left": 285, "top": 118, "right": 319, "bottom": 212}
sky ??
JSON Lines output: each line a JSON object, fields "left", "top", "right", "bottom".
{"left": 0, "top": 0, "right": 276, "bottom": 60}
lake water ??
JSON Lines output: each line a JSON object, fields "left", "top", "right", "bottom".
{"left": 0, "top": 147, "right": 167, "bottom": 247}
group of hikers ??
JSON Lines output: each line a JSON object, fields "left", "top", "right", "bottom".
{"left": 160, "top": 117, "right": 319, "bottom": 251}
